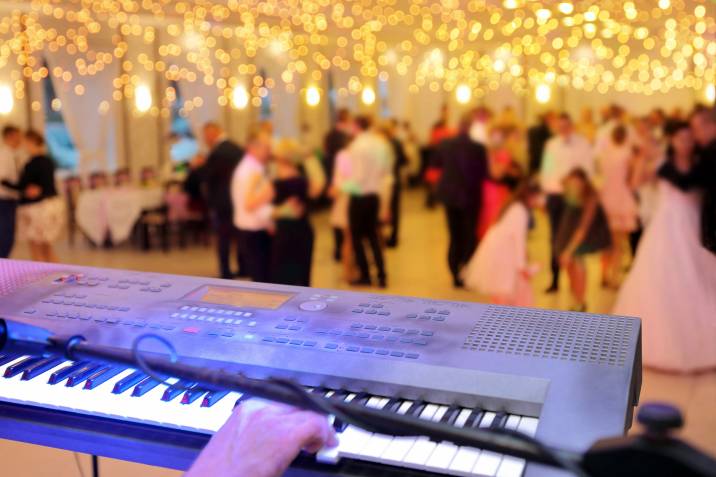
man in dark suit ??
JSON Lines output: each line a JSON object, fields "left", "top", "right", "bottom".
{"left": 527, "top": 112, "right": 554, "bottom": 175}
{"left": 198, "top": 122, "right": 245, "bottom": 279}
{"left": 436, "top": 111, "right": 488, "bottom": 288}
{"left": 324, "top": 108, "right": 353, "bottom": 261}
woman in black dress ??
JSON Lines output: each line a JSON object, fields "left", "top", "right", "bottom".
{"left": 555, "top": 168, "right": 611, "bottom": 312}
{"left": 269, "top": 140, "right": 315, "bottom": 286}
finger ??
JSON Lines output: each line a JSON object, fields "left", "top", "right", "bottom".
{"left": 285, "top": 411, "right": 336, "bottom": 453}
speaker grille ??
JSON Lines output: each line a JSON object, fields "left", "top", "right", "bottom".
{"left": 463, "top": 305, "right": 635, "bottom": 366}
{"left": 0, "top": 259, "right": 65, "bottom": 297}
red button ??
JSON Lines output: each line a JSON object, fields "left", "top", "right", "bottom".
{"left": 183, "top": 327, "right": 200, "bottom": 334}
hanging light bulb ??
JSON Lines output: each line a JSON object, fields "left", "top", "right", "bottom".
{"left": 361, "top": 85, "right": 376, "bottom": 105}
{"left": 0, "top": 85, "right": 13, "bottom": 115}
{"left": 456, "top": 84, "right": 472, "bottom": 104}
{"left": 231, "top": 85, "right": 249, "bottom": 109}
{"left": 706, "top": 84, "right": 716, "bottom": 105}
{"left": 558, "top": 2, "right": 574, "bottom": 15}
{"left": 135, "top": 84, "right": 152, "bottom": 113}
{"left": 535, "top": 83, "right": 552, "bottom": 104}
{"left": 306, "top": 85, "right": 321, "bottom": 107}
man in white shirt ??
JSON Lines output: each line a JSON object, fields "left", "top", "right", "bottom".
{"left": 344, "top": 116, "right": 394, "bottom": 288}
{"left": 0, "top": 125, "right": 22, "bottom": 258}
{"left": 540, "top": 113, "right": 594, "bottom": 292}
{"left": 231, "top": 131, "right": 274, "bottom": 283}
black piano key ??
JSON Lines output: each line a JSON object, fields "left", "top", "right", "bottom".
{"left": 233, "top": 392, "right": 253, "bottom": 408}
{"left": 491, "top": 411, "right": 508, "bottom": 429}
{"left": 132, "top": 377, "right": 161, "bottom": 397}
{"left": 0, "top": 354, "right": 21, "bottom": 367}
{"left": 181, "top": 387, "right": 207, "bottom": 405}
{"left": 406, "top": 400, "right": 427, "bottom": 417}
{"left": 66, "top": 363, "right": 104, "bottom": 387}
{"left": 84, "top": 366, "right": 125, "bottom": 390}
{"left": 21, "top": 356, "right": 65, "bottom": 381}
{"left": 112, "top": 371, "right": 146, "bottom": 394}
{"left": 440, "top": 405, "right": 461, "bottom": 425}
{"left": 352, "top": 392, "right": 371, "bottom": 407}
{"left": 329, "top": 390, "right": 349, "bottom": 402}
{"left": 383, "top": 398, "right": 403, "bottom": 413}
{"left": 464, "top": 409, "right": 485, "bottom": 428}
{"left": 48, "top": 361, "right": 88, "bottom": 385}
{"left": 162, "top": 380, "right": 195, "bottom": 402}
{"left": 4, "top": 356, "right": 44, "bottom": 378}
{"left": 201, "top": 390, "right": 229, "bottom": 408}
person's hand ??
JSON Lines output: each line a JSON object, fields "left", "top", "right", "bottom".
{"left": 185, "top": 400, "right": 337, "bottom": 477}
{"left": 24, "top": 184, "right": 42, "bottom": 199}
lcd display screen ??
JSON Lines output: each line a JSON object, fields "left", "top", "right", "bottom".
{"left": 198, "top": 286, "right": 293, "bottom": 309}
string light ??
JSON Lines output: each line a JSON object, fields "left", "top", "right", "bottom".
{"left": 361, "top": 86, "right": 376, "bottom": 106}
{"left": 135, "top": 85, "right": 152, "bottom": 113}
{"left": 706, "top": 84, "right": 716, "bottom": 105}
{"left": 0, "top": 0, "right": 709, "bottom": 106}
{"left": 231, "top": 85, "right": 249, "bottom": 110}
{"left": 456, "top": 84, "right": 472, "bottom": 104}
{"left": 535, "top": 84, "right": 552, "bottom": 104}
{"left": 0, "top": 85, "right": 13, "bottom": 115}
{"left": 305, "top": 86, "right": 321, "bottom": 107}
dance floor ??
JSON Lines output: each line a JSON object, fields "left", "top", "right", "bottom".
{"left": 3, "top": 188, "right": 715, "bottom": 476}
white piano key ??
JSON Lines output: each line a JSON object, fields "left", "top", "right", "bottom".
{"left": 473, "top": 450, "right": 503, "bottom": 476}
{"left": 504, "top": 414, "right": 521, "bottom": 430}
{"left": 517, "top": 416, "right": 539, "bottom": 437}
{"left": 316, "top": 393, "right": 358, "bottom": 464}
{"left": 400, "top": 405, "right": 446, "bottom": 467}
{"left": 449, "top": 447, "right": 482, "bottom": 476}
{"left": 424, "top": 442, "right": 459, "bottom": 472}
{"left": 380, "top": 403, "right": 436, "bottom": 464}
{"left": 453, "top": 408, "right": 473, "bottom": 428}
{"left": 479, "top": 411, "right": 497, "bottom": 428}
{"left": 496, "top": 456, "right": 526, "bottom": 477}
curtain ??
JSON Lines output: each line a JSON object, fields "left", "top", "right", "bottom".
{"left": 43, "top": 36, "right": 119, "bottom": 176}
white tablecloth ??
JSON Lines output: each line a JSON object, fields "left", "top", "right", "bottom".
{"left": 75, "top": 187, "right": 164, "bottom": 245}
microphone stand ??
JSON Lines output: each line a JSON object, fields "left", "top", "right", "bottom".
{"left": 2, "top": 319, "right": 715, "bottom": 477}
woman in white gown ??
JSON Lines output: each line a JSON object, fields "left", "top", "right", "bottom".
{"left": 614, "top": 122, "right": 716, "bottom": 373}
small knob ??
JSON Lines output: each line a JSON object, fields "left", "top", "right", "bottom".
{"left": 637, "top": 402, "right": 684, "bottom": 435}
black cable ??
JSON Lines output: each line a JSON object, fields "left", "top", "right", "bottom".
{"left": 91, "top": 455, "right": 99, "bottom": 477}
{"left": 131, "top": 334, "right": 193, "bottom": 391}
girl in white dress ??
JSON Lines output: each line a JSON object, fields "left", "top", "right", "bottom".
{"left": 614, "top": 122, "right": 716, "bottom": 373}
{"left": 462, "top": 181, "right": 541, "bottom": 306}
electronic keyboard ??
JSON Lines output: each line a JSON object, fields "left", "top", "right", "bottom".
{"left": 0, "top": 259, "right": 642, "bottom": 477}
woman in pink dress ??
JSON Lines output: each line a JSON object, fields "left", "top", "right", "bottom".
{"left": 614, "top": 121, "right": 716, "bottom": 373}
{"left": 476, "top": 128, "right": 519, "bottom": 239}
{"left": 597, "top": 124, "right": 638, "bottom": 288}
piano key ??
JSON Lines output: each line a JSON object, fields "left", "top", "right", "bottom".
{"left": 447, "top": 446, "right": 481, "bottom": 476}
{"left": 181, "top": 387, "right": 208, "bottom": 405}
{"left": 4, "top": 356, "right": 44, "bottom": 378}
{"left": 132, "top": 377, "right": 161, "bottom": 397}
{"left": 359, "top": 399, "right": 407, "bottom": 458}
{"left": 472, "top": 451, "right": 503, "bottom": 476}
{"left": 504, "top": 414, "right": 521, "bottom": 430}
{"left": 490, "top": 412, "right": 508, "bottom": 429}
{"left": 339, "top": 396, "right": 388, "bottom": 458}
{"left": 21, "top": 357, "right": 65, "bottom": 381}
{"left": 0, "top": 354, "right": 22, "bottom": 367}
{"left": 494, "top": 417, "right": 541, "bottom": 477}
{"left": 453, "top": 408, "right": 473, "bottom": 428}
{"left": 113, "top": 371, "right": 147, "bottom": 394}
{"left": 316, "top": 393, "right": 357, "bottom": 463}
{"left": 84, "top": 366, "right": 126, "bottom": 390}
{"left": 48, "top": 361, "right": 88, "bottom": 385}
{"left": 162, "top": 380, "right": 195, "bottom": 402}
{"left": 201, "top": 390, "right": 229, "bottom": 408}
{"left": 440, "top": 405, "right": 461, "bottom": 425}
{"left": 380, "top": 403, "right": 437, "bottom": 465}
{"left": 517, "top": 416, "right": 539, "bottom": 437}
{"left": 66, "top": 363, "right": 104, "bottom": 387}
{"left": 465, "top": 408, "right": 485, "bottom": 428}
{"left": 479, "top": 412, "right": 497, "bottom": 428}
{"left": 402, "top": 405, "right": 448, "bottom": 467}
{"left": 425, "top": 407, "right": 473, "bottom": 472}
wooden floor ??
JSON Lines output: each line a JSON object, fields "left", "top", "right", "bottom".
{"left": 2, "top": 188, "right": 715, "bottom": 476}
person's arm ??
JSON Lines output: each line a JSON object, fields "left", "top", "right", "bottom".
{"left": 185, "top": 400, "right": 337, "bottom": 477}
{"left": 561, "top": 196, "right": 598, "bottom": 262}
